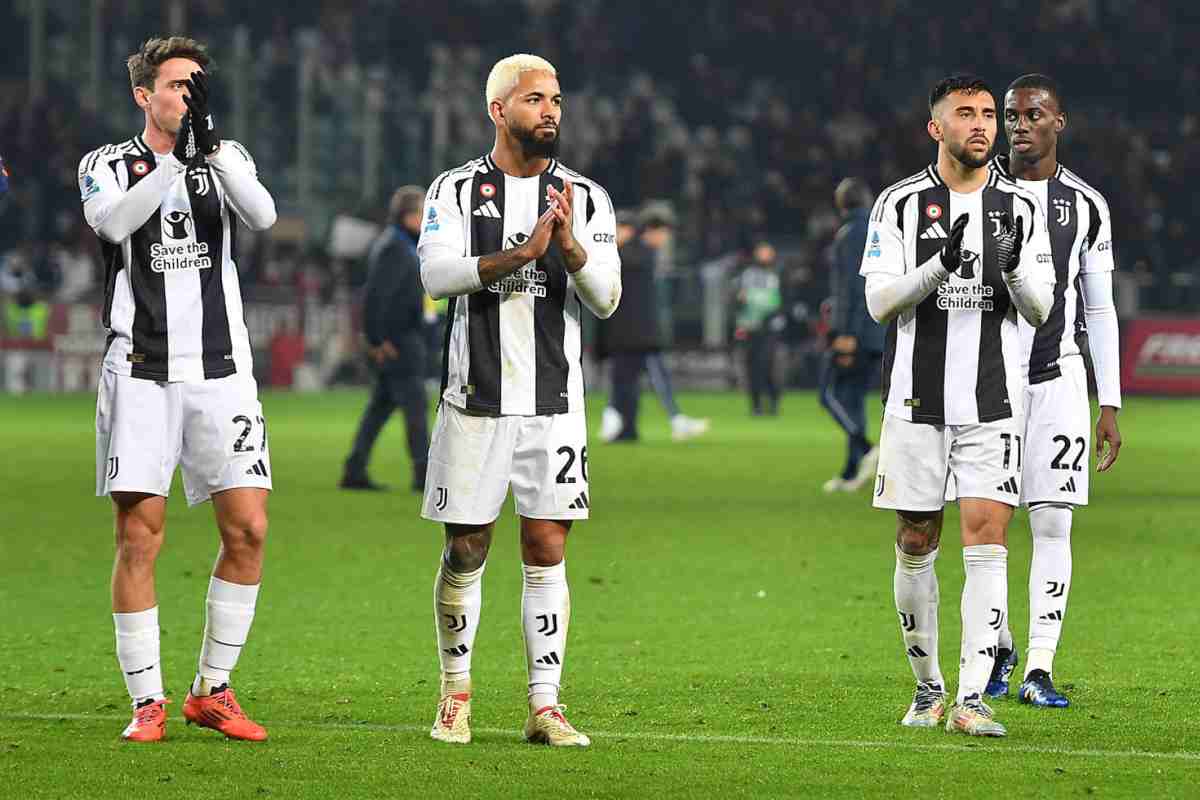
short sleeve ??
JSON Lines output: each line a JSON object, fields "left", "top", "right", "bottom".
{"left": 222, "top": 140, "right": 258, "bottom": 177}
{"left": 1080, "top": 190, "right": 1115, "bottom": 274}
{"left": 859, "top": 194, "right": 906, "bottom": 277}
{"left": 417, "top": 173, "right": 468, "bottom": 262}
{"left": 78, "top": 148, "right": 125, "bottom": 234}
{"left": 575, "top": 182, "right": 619, "bottom": 276}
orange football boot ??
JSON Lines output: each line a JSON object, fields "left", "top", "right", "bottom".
{"left": 121, "top": 698, "right": 168, "bottom": 742}
{"left": 183, "top": 685, "right": 268, "bottom": 741}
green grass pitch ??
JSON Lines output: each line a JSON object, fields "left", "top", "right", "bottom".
{"left": 1, "top": 389, "right": 1198, "bottom": 798}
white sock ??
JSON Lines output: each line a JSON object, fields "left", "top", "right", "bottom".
{"left": 435, "top": 559, "right": 484, "bottom": 688}
{"left": 522, "top": 561, "right": 570, "bottom": 710}
{"left": 893, "top": 546, "right": 944, "bottom": 688}
{"left": 114, "top": 606, "right": 164, "bottom": 706}
{"left": 1026, "top": 504, "right": 1073, "bottom": 679}
{"left": 997, "top": 624, "right": 1014, "bottom": 653}
{"left": 957, "top": 544, "right": 1008, "bottom": 702}
{"left": 193, "top": 576, "right": 259, "bottom": 695}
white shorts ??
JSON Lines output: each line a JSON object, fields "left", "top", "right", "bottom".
{"left": 1020, "top": 356, "right": 1091, "bottom": 506}
{"left": 874, "top": 412, "right": 1024, "bottom": 511}
{"left": 421, "top": 402, "right": 590, "bottom": 525}
{"left": 95, "top": 368, "right": 272, "bottom": 507}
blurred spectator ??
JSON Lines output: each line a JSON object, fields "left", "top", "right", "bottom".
{"left": 340, "top": 185, "right": 430, "bottom": 493}
{"left": 595, "top": 201, "right": 709, "bottom": 443}
{"left": 819, "top": 178, "right": 881, "bottom": 493}
{"left": 734, "top": 240, "right": 785, "bottom": 416}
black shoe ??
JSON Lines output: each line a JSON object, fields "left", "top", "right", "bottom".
{"left": 339, "top": 475, "right": 388, "bottom": 491}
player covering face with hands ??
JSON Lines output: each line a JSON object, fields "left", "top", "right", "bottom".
{"left": 79, "top": 36, "right": 277, "bottom": 743}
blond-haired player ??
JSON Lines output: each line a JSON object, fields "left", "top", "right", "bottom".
{"left": 419, "top": 54, "right": 621, "bottom": 747}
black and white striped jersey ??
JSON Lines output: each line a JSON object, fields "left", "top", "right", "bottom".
{"left": 860, "top": 165, "right": 1054, "bottom": 425}
{"left": 990, "top": 156, "right": 1115, "bottom": 383}
{"left": 419, "top": 155, "right": 620, "bottom": 416}
{"left": 79, "top": 135, "right": 267, "bottom": 382}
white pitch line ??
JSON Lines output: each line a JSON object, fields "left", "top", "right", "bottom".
{"left": 4, "top": 713, "right": 1199, "bottom": 762}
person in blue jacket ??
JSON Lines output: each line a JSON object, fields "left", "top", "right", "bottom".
{"left": 820, "top": 178, "right": 884, "bottom": 492}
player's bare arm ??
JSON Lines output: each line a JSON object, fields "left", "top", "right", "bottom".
{"left": 476, "top": 205, "right": 557, "bottom": 288}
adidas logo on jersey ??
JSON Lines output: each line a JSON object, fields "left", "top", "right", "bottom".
{"left": 567, "top": 492, "right": 589, "bottom": 510}
{"left": 995, "top": 477, "right": 1018, "bottom": 494}
{"left": 1059, "top": 477, "right": 1078, "bottom": 493}
{"left": 472, "top": 200, "right": 501, "bottom": 218}
{"left": 920, "top": 221, "right": 948, "bottom": 240}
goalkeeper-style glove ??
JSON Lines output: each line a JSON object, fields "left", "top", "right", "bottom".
{"left": 939, "top": 213, "right": 970, "bottom": 273}
{"left": 183, "top": 70, "right": 220, "bottom": 157}
{"left": 994, "top": 212, "right": 1024, "bottom": 273}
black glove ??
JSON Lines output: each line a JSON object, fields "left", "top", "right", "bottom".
{"left": 939, "top": 213, "right": 970, "bottom": 273}
{"left": 995, "top": 212, "right": 1024, "bottom": 273}
{"left": 171, "top": 110, "right": 193, "bottom": 164}
{"left": 183, "top": 70, "right": 220, "bottom": 156}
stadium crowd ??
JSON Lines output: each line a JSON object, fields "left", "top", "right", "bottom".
{"left": 2, "top": 0, "right": 1197, "bottom": 319}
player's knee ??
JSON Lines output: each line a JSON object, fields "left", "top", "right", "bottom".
{"left": 1030, "top": 502, "right": 1073, "bottom": 541}
{"left": 962, "top": 516, "right": 1006, "bottom": 545}
{"left": 445, "top": 527, "right": 491, "bottom": 572}
{"left": 114, "top": 516, "right": 164, "bottom": 565}
{"left": 896, "top": 512, "right": 941, "bottom": 554}
{"left": 220, "top": 511, "right": 269, "bottom": 557}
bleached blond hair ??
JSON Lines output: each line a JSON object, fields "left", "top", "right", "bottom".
{"left": 485, "top": 54, "right": 557, "bottom": 109}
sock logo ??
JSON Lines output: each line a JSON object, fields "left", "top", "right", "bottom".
{"left": 444, "top": 614, "right": 468, "bottom": 633}
{"left": 124, "top": 664, "right": 156, "bottom": 676}
{"left": 898, "top": 611, "right": 916, "bottom": 632}
{"left": 988, "top": 608, "right": 1004, "bottom": 630}
{"left": 1045, "top": 580, "right": 1066, "bottom": 598}
{"left": 1039, "top": 609, "right": 1063, "bottom": 622}
{"left": 534, "top": 651, "right": 561, "bottom": 666}
{"left": 978, "top": 646, "right": 998, "bottom": 658}
{"left": 442, "top": 644, "right": 469, "bottom": 657}
{"left": 536, "top": 613, "right": 559, "bottom": 637}
{"left": 434, "top": 487, "right": 448, "bottom": 512}
{"left": 906, "top": 645, "right": 928, "bottom": 658}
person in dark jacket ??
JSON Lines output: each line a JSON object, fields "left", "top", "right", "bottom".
{"left": 341, "top": 185, "right": 430, "bottom": 491}
{"left": 596, "top": 202, "right": 709, "bottom": 442}
{"left": 819, "top": 177, "right": 883, "bottom": 492}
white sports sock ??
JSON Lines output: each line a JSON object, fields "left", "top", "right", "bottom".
{"left": 435, "top": 559, "right": 485, "bottom": 684}
{"left": 522, "top": 561, "right": 570, "bottom": 710}
{"left": 958, "top": 544, "right": 1008, "bottom": 702}
{"left": 1026, "top": 504, "right": 1073, "bottom": 678}
{"left": 193, "top": 576, "right": 259, "bottom": 695}
{"left": 997, "top": 623, "right": 1014, "bottom": 653}
{"left": 893, "top": 546, "right": 944, "bottom": 688}
{"left": 114, "top": 606, "right": 164, "bottom": 706}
